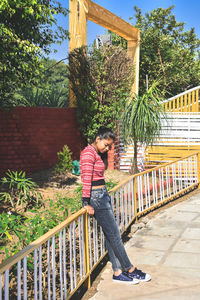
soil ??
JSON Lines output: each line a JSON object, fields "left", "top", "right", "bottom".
{"left": 30, "top": 167, "right": 132, "bottom": 200}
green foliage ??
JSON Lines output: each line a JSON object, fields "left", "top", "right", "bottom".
{"left": 13, "top": 59, "right": 69, "bottom": 107}
{"left": 0, "top": 180, "right": 117, "bottom": 260}
{"left": 121, "top": 82, "right": 166, "bottom": 173}
{"left": 108, "top": 6, "right": 200, "bottom": 97}
{"left": 55, "top": 145, "right": 73, "bottom": 174}
{"left": 108, "top": 31, "right": 127, "bottom": 49}
{"left": 131, "top": 6, "right": 200, "bottom": 97}
{"left": 0, "top": 187, "right": 82, "bottom": 259}
{"left": 68, "top": 45, "right": 134, "bottom": 142}
{"left": 106, "top": 180, "right": 118, "bottom": 190}
{"left": 0, "top": 170, "right": 42, "bottom": 210}
{"left": 0, "top": 212, "right": 23, "bottom": 257}
{"left": 0, "top": 0, "right": 69, "bottom": 106}
{"left": 53, "top": 190, "right": 82, "bottom": 218}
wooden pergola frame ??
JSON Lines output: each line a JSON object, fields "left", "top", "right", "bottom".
{"left": 69, "top": 0, "right": 140, "bottom": 106}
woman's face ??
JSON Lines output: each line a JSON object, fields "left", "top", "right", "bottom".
{"left": 96, "top": 137, "right": 114, "bottom": 153}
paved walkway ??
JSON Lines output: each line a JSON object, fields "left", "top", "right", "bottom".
{"left": 90, "top": 192, "right": 200, "bottom": 300}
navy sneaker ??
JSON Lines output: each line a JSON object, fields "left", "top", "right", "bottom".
{"left": 125, "top": 268, "right": 151, "bottom": 282}
{"left": 113, "top": 272, "right": 139, "bottom": 284}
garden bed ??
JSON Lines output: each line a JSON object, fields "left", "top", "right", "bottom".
{"left": 0, "top": 167, "right": 130, "bottom": 263}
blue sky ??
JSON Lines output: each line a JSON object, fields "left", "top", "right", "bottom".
{"left": 48, "top": 0, "right": 200, "bottom": 61}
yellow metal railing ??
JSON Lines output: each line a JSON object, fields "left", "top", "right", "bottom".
{"left": 162, "top": 86, "right": 200, "bottom": 112}
{"left": 0, "top": 152, "right": 200, "bottom": 299}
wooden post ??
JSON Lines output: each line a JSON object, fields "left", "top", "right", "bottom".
{"left": 69, "top": 0, "right": 87, "bottom": 52}
{"left": 69, "top": 0, "right": 88, "bottom": 107}
{"left": 127, "top": 37, "right": 140, "bottom": 96}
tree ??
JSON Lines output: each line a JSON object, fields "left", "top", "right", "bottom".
{"left": 13, "top": 58, "right": 69, "bottom": 107}
{"left": 0, "top": 0, "right": 68, "bottom": 106}
{"left": 132, "top": 6, "right": 200, "bottom": 97}
{"left": 121, "top": 82, "right": 166, "bottom": 174}
{"left": 68, "top": 45, "right": 134, "bottom": 142}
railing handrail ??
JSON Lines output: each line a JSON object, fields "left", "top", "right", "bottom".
{"left": 1, "top": 151, "right": 199, "bottom": 275}
{"left": 0, "top": 208, "right": 86, "bottom": 274}
{"left": 162, "top": 86, "right": 200, "bottom": 104}
{"left": 109, "top": 151, "right": 199, "bottom": 193}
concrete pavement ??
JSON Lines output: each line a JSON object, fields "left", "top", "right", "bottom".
{"left": 89, "top": 191, "right": 200, "bottom": 300}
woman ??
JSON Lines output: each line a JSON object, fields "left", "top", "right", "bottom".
{"left": 80, "top": 126, "right": 151, "bottom": 284}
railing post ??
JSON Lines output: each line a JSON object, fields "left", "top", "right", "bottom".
{"left": 196, "top": 89, "right": 199, "bottom": 112}
{"left": 83, "top": 212, "right": 91, "bottom": 288}
{"left": 197, "top": 152, "right": 200, "bottom": 189}
{"left": 133, "top": 177, "right": 138, "bottom": 222}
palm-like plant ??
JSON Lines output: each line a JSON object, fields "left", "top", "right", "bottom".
{"left": 0, "top": 170, "right": 42, "bottom": 210}
{"left": 121, "top": 82, "right": 166, "bottom": 174}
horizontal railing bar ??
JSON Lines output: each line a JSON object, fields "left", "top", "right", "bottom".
{"left": 0, "top": 208, "right": 86, "bottom": 274}
{"left": 162, "top": 86, "right": 200, "bottom": 103}
{"left": 109, "top": 152, "right": 199, "bottom": 193}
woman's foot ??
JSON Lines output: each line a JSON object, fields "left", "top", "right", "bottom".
{"left": 125, "top": 267, "right": 151, "bottom": 282}
{"left": 113, "top": 272, "right": 139, "bottom": 285}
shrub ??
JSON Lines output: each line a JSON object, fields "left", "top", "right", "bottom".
{"left": 68, "top": 45, "right": 134, "bottom": 142}
{"left": 0, "top": 170, "right": 42, "bottom": 210}
{"left": 55, "top": 145, "right": 73, "bottom": 174}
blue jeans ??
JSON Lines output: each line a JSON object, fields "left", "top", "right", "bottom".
{"left": 90, "top": 187, "right": 133, "bottom": 272}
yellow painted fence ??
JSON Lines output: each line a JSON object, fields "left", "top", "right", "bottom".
{"left": 162, "top": 86, "right": 200, "bottom": 113}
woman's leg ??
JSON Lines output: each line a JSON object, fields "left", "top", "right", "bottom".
{"left": 95, "top": 207, "right": 133, "bottom": 272}
{"left": 90, "top": 188, "right": 151, "bottom": 282}
{"left": 90, "top": 188, "right": 133, "bottom": 272}
{"left": 105, "top": 237, "right": 122, "bottom": 272}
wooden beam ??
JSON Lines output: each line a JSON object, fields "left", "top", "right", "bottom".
{"left": 86, "top": 0, "right": 139, "bottom": 41}
{"left": 69, "top": 0, "right": 140, "bottom": 106}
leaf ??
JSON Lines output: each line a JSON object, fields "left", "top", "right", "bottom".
{"left": 5, "top": 231, "right": 13, "bottom": 241}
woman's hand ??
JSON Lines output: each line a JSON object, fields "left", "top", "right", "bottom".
{"left": 84, "top": 205, "right": 95, "bottom": 216}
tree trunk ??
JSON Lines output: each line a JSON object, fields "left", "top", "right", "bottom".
{"left": 130, "top": 140, "right": 138, "bottom": 174}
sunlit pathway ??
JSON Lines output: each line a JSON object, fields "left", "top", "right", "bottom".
{"left": 89, "top": 191, "right": 200, "bottom": 300}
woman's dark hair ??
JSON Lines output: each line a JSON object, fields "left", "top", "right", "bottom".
{"left": 93, "top": 126, "right": 116, "bottom": 142}
{"left": 93, "top": 126, "right": 116, "bottom": 169}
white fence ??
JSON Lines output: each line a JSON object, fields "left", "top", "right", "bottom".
{"left": 118, "top": 113, "right": 200, "bottom": 171}
{"left": 156, "top": 113, "right": 200, "bottom": 146}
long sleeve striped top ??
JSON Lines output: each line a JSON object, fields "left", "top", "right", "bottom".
{"left": 80, "top": 145, "right": 105, "bottom": 205}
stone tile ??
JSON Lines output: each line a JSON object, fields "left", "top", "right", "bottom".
{"left": 173, "top": 267, "right": 200, "bottom": 279}
{"left": 125, "top": 248, "right": 165, "bottom": 266}
{"left": 90, "top": 265, "right": 200, "bottom": 300}
{"left": 136, "top": 287, "right": 200, "bottom": 300}
{"left": 128, "top": 235, "right": 175, "bottom": 251}
{"left": 172, "top": 239, "right": 200, "bottom": 253}
{"left": 177, "top": 204, "right": 200, "bottom": 212}
{"left": 193, "top": 216, "right": 200, "bottom": 223}
{"left": 167, "top": 211, "right": 198, "bottom": 222}
{"left": 138, "top": 226, "right": 182, "bottom": 238}
{"left": 181, "top": 227, "right": 200, "bottom": 240}
{"left": 163, "top": 252, "right": 200, "bottom": 268}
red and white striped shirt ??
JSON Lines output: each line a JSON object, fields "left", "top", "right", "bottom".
{"left": 80, "top": 145, "right": 105, "bottom": 202}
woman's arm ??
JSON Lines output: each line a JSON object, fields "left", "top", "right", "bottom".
{"left": 80, "top": 148, "right": 95, "bottom": 206}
